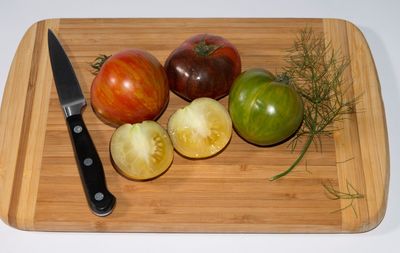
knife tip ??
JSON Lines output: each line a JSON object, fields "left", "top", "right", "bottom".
{"left": 48, "top": 29, "right": 54, "bottom": 37}
{"left": 47, "top": 29, "right": 59, "bottom": 48}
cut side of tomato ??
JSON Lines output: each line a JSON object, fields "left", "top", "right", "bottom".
{"left": 167, "top": 98, "right": 232, "bottom": 158}
{"left": 110, "top": 121, "right": 173, "bottom": 180}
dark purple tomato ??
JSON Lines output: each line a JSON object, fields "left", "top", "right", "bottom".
{"left": 164, "top": 34, "right": 241, "bottom": 101}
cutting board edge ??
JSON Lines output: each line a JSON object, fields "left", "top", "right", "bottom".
{"left": 0, "top": 20, "right": 40, "bottom": 227}
{"left": 0, "top": 18, "right": 61, "bottom": 229}
{"left": 345, "top": 19, "right": 389, "bottom": 232}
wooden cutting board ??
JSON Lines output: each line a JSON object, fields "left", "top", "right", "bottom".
{"left": 0, "top": 18, "right": 389, "bottom": 233}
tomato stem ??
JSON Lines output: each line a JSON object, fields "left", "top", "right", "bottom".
{"left": 275, "top": 72, "right": 291, "bottom": 85}
{"left": 91, "top": 54, "right": 111, "bottom": 75}
{"left": 269, "top": 133, "right": 314, "bottom": 181}
{"left": 194, "top": 35, "right": 222, "bottom": 56}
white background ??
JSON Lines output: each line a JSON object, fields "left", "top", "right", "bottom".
{"left": 0, "top": 0, "right": 399, "bottom": 252}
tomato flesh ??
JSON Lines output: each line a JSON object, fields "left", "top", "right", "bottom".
{"left": 110, "top": 121, "right": 173, "bottom": 180}
{"left": 167, "top": 98, "right": 232, "bottom": 158}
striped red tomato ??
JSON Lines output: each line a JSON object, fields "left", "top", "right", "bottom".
{"left": 90, "top": 49, "right": 169, "bottom": 127}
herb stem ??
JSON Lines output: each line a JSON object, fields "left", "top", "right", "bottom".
{"left": 270, "top": 133, "right": 314, "bottom": 181}
{"left": 322, "top": 180, "right": 364, "bottom": 217}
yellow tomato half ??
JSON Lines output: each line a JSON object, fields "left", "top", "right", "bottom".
{"left": 167, "top": 98, "right": 232, "bottom": 158}
{"left": 110, "top": 121, "right": 173, "bottom": 180}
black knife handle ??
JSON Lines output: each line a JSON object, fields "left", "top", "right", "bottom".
{"left": 66, "top": 114, "right": 116, "bottom": 216}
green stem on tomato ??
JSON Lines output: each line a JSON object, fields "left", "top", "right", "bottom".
{"left": 269, "top": 133, "right": 314, "bottom": 181}
{"left": 194, "top": 35, "right": 221, "bottom": 56}
{"left": 90, "top": 54, "right": 111, "bottom": 75}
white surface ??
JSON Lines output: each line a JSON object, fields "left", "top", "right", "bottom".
{"left": 0, "top": 0, "right": 399, "bottom": 252}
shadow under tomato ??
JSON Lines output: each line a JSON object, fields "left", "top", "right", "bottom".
{"left": 232, "top": 121, "right": 303, "bottom": 149}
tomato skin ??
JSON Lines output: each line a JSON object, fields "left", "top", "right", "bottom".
{"left": 164, "top": 34, "right": 241, "bottom": 101}
{"left": 91, "top": 49, "right": 169, "bottom": 127}
{"left": 229, "top": 68, "right": 304, "bottom": 146}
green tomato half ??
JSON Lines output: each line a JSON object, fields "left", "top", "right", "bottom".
{"left": 228, "top": 68, "right": 304, "bottom": 146}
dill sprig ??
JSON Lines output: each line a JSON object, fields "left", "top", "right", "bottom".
{"left": 270, "top": 28, "right": 357, "bottom": 181}
{"left": 322, "top": 180, "right": 364, "bottom": 217}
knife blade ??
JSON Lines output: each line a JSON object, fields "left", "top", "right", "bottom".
{"left": 48, "top": 29, "right": 116, "bottom": 217}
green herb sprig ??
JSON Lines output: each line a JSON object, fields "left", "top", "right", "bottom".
{"left": 270, "top": 28, "right": 357, "bottom": 181}
{"left": 322, "top": 180, "right": 364, "bottom": 217}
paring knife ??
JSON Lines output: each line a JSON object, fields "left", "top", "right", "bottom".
{"left": 48, "top": 29, "right": 116, "bottom": 216}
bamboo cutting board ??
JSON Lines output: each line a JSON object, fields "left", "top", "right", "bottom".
{"left": 0, "top": 18, "right": 389, "bottom": 232}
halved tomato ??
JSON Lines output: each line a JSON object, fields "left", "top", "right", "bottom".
{"left": 110, "top": 121, "right": 174, "bottom": 180}
{"left": 167, "top": 98, "right": 232, "bottom": 158}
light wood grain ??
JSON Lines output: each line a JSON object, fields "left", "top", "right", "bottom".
{"left": 344, "top": 20, "right": 389, "bottom": 230}
{"left": 0, "top": 18, "right": 388, "bottom": 232}
{"left": 0, "top": 21, "right": 42, "bottom": 226}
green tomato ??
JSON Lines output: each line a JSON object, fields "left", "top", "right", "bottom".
{"left": 228, "top": 68, "right": 304, "bottom": 146}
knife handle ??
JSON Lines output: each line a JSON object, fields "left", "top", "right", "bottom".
{"left": 66, "top": 114, "right": 116, "bottom": 217}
